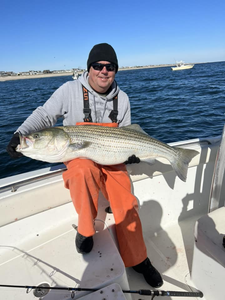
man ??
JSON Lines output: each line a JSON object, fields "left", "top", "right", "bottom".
{"left": 7, "top": 43, "right": 163, "bottom": 288}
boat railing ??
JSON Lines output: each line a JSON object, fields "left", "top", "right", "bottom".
{"left": 168, "top": 136, "right": 221, "bottom": 147}
{"left": 0, "top": 136, "right": 221, "bottom": 195}
{"left": 0, "top": 165, "right": 66, "bottom": 194}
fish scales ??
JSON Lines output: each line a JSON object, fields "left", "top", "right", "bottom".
{"left": 60, "top": 125, "right": 183, "bottom": 168}
{"left": 63, "top": 125, "right": 173, "bottom": 155}
{"left": 67, "top": 128, "right": 147, "bottom": 157}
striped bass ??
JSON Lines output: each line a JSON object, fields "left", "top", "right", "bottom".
{"left": 16, "top": 124, "right": 199, "bottom": 182}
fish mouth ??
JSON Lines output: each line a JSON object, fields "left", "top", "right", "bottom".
{"left": 16, "top": 135, "right": 33, "bottom": 151}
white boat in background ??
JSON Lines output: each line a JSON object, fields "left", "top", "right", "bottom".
{"left": 1, "top": 126, "right": 225, "bottom": 300}
{"left": 72, "top": 71, "right": 81, "bottom": 80}
{"left": 171, "top": 61, "right": 194, "bottom": 71}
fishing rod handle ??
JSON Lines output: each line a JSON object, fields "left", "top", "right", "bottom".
{"left": 138, "top": 289, "right": 203, "bottom": 297}
{"left": 163, "top": 291, "right": 204, "bottom": 297}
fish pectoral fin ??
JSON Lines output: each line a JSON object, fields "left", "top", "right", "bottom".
{"left": 141, "top": 157, "right": 156, "bottom": 165}
{"left": 69, "top": 141, "right": 91, "bottom": 151}
{"left": 122, "top": 124, "right": 149, "bottom": 135}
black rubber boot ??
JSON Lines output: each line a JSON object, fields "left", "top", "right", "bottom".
{"left": 75, "top": 232, "right": 93, "bottom": 254}
{"left": 132, "top": 257, "right": 163, "bottom": 288}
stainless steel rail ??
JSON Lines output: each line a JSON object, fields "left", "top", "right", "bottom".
{"left": 0, "top": 167, "right": 66, "bottom": 194}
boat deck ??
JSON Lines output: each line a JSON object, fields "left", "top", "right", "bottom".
{"left": 0, "top": 195, "right": 203, "bottom": 300}
{"left": 126, "top": 215, "right": 203, "bottom": 300}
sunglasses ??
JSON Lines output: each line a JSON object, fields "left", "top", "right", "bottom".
{"left": 91, "top": 63, "right": 116, "bottom": 72}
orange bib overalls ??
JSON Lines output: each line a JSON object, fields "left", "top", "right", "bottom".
{"left": 62, "top": 88, "right": 147, "bottom": 267}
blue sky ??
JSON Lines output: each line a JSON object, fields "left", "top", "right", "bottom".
{"left": 1, "top": 0, "right": 225, "bottom": 72}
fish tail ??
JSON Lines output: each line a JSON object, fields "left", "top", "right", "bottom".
{"left": 171, "top": 148, "right": 199, "bottom": 182}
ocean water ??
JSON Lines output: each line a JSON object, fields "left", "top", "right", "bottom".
{"left": 1, "top": 61, "right": 225, "bottom": 179}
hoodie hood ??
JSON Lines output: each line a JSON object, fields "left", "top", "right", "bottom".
{"left": 78, "top": 71, "right": 120, "bottom": 123}
{"left": 78, "top": 71, "right": 120, "bottom": 100}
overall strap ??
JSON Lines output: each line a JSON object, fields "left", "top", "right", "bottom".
{"left": 82, "top": 85, "right": 118, "bottom": 123}
{"left": 82, "top": 85, "right": 92, "bottom": 122}
{"left": 108, "top": 95, "right": 118, "bottom": 123}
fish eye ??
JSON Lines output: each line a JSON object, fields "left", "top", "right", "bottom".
{"left": 33, "top": 133, "right": 40, "bottom": 139}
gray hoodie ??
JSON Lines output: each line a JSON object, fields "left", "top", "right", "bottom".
{"left": 17, "top": 71, "right": 131, "bottom": 135}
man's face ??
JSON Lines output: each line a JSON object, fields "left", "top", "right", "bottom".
{"left": 88, "top": 61, "right": 116, "bottom": 93}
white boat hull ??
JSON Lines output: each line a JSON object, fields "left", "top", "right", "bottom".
{"left": 171, "top": 64, "right": 194, "bottom": 71}
{"left": 0, "top": 135, "right": 224, "bottom": 299}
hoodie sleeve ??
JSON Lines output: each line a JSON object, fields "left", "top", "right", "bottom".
{"left": 16, "top": 82, "right": 70, "bottom": 135}
{"left": 118, "top": 90, "right": 131, "bottom": 127}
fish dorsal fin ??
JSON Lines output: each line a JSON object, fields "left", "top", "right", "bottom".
{"left": 121, "top": 124, "right": 149, "bottom": 135}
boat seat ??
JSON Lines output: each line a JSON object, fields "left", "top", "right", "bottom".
{"left": 191, "top": 206, "right": 225, "bottom": 300}
{"left": 194, "top": 206, "right": 225, "bottom": 266}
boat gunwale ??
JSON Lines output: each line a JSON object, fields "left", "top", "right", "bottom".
{"left": 0, "top": 136, "right": 221, "bottom": 194}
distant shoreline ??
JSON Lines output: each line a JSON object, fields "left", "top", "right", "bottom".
{"left": 0, "top": 72, "right": 74, "bottom": 82}
{"left": 0, "top": 61, "right": 220, "bottom": 82}
{"left": 0, "top": 64, "right": 176, "bottom": 82}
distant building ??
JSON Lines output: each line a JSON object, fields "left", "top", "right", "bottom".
{"left": 0, "top": 71, "right": 17, "bottom": 77}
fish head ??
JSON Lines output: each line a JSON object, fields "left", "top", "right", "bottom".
{"left": 16, "top": 128, "right": 70, "bottom": 162}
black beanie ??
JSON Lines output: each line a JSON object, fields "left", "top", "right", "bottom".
{"left": 87, "top": 43, "right": 118, "bottom": 72}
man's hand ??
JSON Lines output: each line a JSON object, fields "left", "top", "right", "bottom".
{"left": 125, "top": 154, "right": 140, "bottom": 164}
{"left": 6, "top": 133, "right": 23, "bottom": 159}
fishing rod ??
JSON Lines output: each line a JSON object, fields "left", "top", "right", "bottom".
{"left": 0, "top": 283, "right": 204, "bottom": 298}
